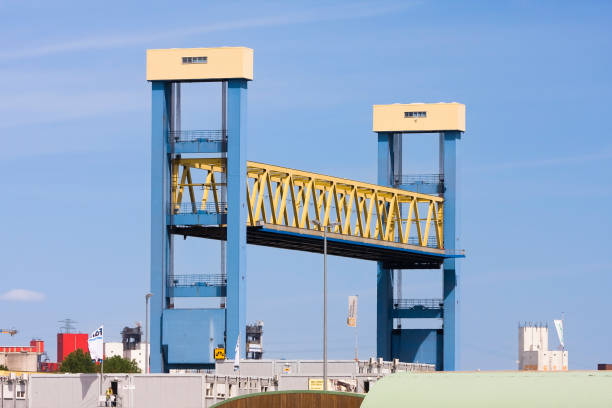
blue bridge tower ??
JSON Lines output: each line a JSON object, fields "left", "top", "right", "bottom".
{"left": 147, "top": 47, "right": 253, "bottom": 372}
{"left": 373, "top": 103, "right": 465, "bottom": 370}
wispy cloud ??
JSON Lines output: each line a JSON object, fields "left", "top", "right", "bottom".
{"left": 0, "top": 289, "right": 46, "bottom": 302}
{"left": 468, "top": 150, "right": 612, "bottom": 172}
{"left": 0, "top": 89, "right": 144, "bottom": 129}
{"left": 0, "top": 3, "right": 415, "bottom": 61}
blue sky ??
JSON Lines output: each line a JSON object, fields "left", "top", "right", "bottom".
{"left": 0, "top": 0, "right": 611, "bottom": 370}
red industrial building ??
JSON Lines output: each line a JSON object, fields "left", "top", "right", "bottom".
{"left": 0, "top": 340, "right": 45, "bottom": 371}
{"left": 57, "top": 333, "right": 88, "bottom": 362}
{"left": 0, "top": 339, "right": 44, "bottom": 354}
{"left": 40, "top": 362, "right": 59, "bottom": 372}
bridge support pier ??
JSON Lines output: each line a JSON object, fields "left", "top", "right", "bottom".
{"left": 226, "top": 79, "right": 248, "bottom": 360}
{"left": 376, "top": 132, "right": 394, "bottom": 360}
{"left": 148, "top": 47, "right": 253, "bottom": 372}
{"left": 150, "top": 81, "right": 171, "bottom": 373}
{"left": 374, "top": 104, "right": 464, "bottom": 371}
{"left": 441, "top": 130, "right": 461, "bottom": 371}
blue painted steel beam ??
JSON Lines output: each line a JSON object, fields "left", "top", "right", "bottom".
{"left": 162, "top": 309, "right": 225, "bottom": 365}
{"left": 441, "top": 131, "right": 461, "bottom": 371}
{"left": 396, "top": 183, "right": 443, "bottom": 195}
{"left": 171, "top": 213, "right": 226, "bottom": 226}
{"left": 376, "top": 132, "right": 394, "bottom": 361}
{"left": 150, "top": 81, "right": 172, "bottom": 373}
{"left": 167, "top": 286, "right": 227, "bottom": 298}
{"left": 226, "top": 79, "right": 248, "bottom": 359}
{"left": 256, "top": 226, "right": 463, "bottom": 259}
{"left": 391, "top": 329, "right": 441, "bottom": 366}
{"left": 172, "top": 140, "right": 227, "bottom": 154}
{"left": 392, "top": 308, "right": 443, "bottom": 319}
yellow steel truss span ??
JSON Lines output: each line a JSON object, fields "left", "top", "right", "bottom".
{"left": 171, "top": 158, "right": 444, "bottom": 249}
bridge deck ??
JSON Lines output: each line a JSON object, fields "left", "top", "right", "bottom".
{"left": 170, "top": 223, "right": 462, "bottom": 269}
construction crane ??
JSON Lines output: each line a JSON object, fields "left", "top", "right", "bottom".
{"left": 0, "top": 328, "right": 17, "bottom": 336}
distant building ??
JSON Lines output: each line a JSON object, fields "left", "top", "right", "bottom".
{"left": 246, "top": 321, "right": 264, "bottom": 360}
{"left": 0, "top": 340, "right": 44, "bottom": 371}
{"left": 39, "top": 361, "right": 59, "bottom": 372}
{"left": 125, "top": 342, "right": 148, "bottom": 372}
{"left": 518, "top": 323, "right": 568, "bottom": 371}
{"left": 121, "top": 325, "right": 142, "bottom": 351}
{"left": 57, "top": 333, "right": 88, "bottom": 363}
{"left": 102, "top": 325, "right": 149, "bottom": 372}
{"left": 104, "top": 342, "right": 124, "bottom": 358}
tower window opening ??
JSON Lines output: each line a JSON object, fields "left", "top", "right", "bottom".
{"left": 182, "top": 56, "right": 208, "bottom": 64}
{"left": 404, "top": 111, "right": 427, "bottom": 118}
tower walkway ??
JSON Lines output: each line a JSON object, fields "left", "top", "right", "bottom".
{"left": 169, "top": 158, "right": 463, "bottom": 269}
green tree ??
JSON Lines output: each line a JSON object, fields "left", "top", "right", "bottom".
{"left": 0, "top": 364, "right": 9, "bottom": 370}
{"left": 99, "top": 355, "right": 141, "bottom": 373}
{"left": 60, "top": 349, "right": 97, "bottom": 373}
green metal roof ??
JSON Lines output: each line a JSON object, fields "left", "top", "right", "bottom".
{"left": 360, "top": 371, "right": 612, "bottom": 407}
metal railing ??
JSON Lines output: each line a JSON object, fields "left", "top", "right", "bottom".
{"left": 394, "top": 174, "right": 444, "bottom": 185}
{"left": 393, "top": 298, "right": 443, "bottom": 309}
{"left": 172, "top": 202, "right": 228, "bottom": 214}
{"left": 168, "top": 130, "right": 227, "bottom": 143}
{"left": 406, "top": 236, "right": 440, "bottom": 248}
{"left": 167, "top": 274, "right": 227, "bottom": 287}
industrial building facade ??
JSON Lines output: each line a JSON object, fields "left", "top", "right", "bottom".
{"left": 3, "top": 358, "right": 432, "bottom": 408}
{"left": 0, "top": 340, "right": 44, "bottom": 372}
{"left": 518, "top": 324, "right": 568, "bottom": 371}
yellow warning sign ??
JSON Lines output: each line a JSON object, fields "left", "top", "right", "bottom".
{"left": 214, "top": 348, "right": 226, "bottom": 360}
{"left": 308, "top": 378, "right": 324, "bottom": 390}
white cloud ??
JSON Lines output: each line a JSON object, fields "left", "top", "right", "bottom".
{"left": 0, "top": 289, "right": 45, "bottom": 302}
{"left": 0, "top": 3, "right": 415, "bottom": 60}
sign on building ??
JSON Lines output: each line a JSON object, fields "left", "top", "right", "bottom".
{"left": 308, "top": 378, "right": 324, "bottom": 390}
{"left": 214, "top": 348, "right": 226, "bottom": 360}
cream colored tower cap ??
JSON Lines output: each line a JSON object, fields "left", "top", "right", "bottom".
{"left": 147, "top": 47, "right": 253, "bottom": 81}
{"left": 373, "top": 103, "right": 465, "bottom": 133}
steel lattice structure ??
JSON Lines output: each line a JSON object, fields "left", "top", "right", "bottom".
{"left": 172, "top": 158, "right": 444, "bottom": 250}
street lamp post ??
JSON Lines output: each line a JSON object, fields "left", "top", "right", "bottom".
{"left": 311, "top": 220, "right": 340, "bottom": 391}
{"left": 145, "top": 293, "right": 153, "bottom": 374}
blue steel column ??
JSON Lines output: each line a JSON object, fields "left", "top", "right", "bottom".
{"left": 226, "top": 79, "right": 248, "bottom": 359}
{"left": 376, "top": 132, "right": 394, "bottom": 360}
{"left": 150, "top": 81, "right": 171, "bottom": 373}
{"left": 441, "top": 130, "right": 461, "bottom": 371}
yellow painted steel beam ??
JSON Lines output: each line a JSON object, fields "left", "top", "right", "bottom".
{"left": 171, "top": 158, "right": 444, "bottom": 250}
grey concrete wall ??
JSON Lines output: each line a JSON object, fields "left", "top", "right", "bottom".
{"left": 133, "top": 374, "right": 203, "bottom": 408}
{"left": 30, "top": 374, "right": 100, "bottom": 408}
{"left": 24, "top": 364, "right": 406, "bottom": 408}
{"left": 215, "top": 359, "right": 434, "bottom": 377}
{"left": 215, "top": 360, "right": 360, "bottom": 377}
{"left": 29, "top": 374, "right": 205, "bottom": 408}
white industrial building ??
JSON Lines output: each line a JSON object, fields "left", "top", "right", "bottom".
{"left": 518, "top": 323, "right": 568, "bottom": 371}
{"left": 103, "top": 342, "right": 149, "bottom": 373}
{"left": 103, "top": 325, "right": 150, "bottom": 373}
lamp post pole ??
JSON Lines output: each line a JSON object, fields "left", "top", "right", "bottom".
{"left": 323, "top": 226, "right": 328, "bottom": 391}
{"left": 312, "top": 220, "right": 339, "bottom": 391}
{"left": 145, "top": 293, "right": 153, "bottom": 374}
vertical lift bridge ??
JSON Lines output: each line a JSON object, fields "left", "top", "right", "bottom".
{"left": 147, "top": 47, "right": 464, "bottom": 372}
